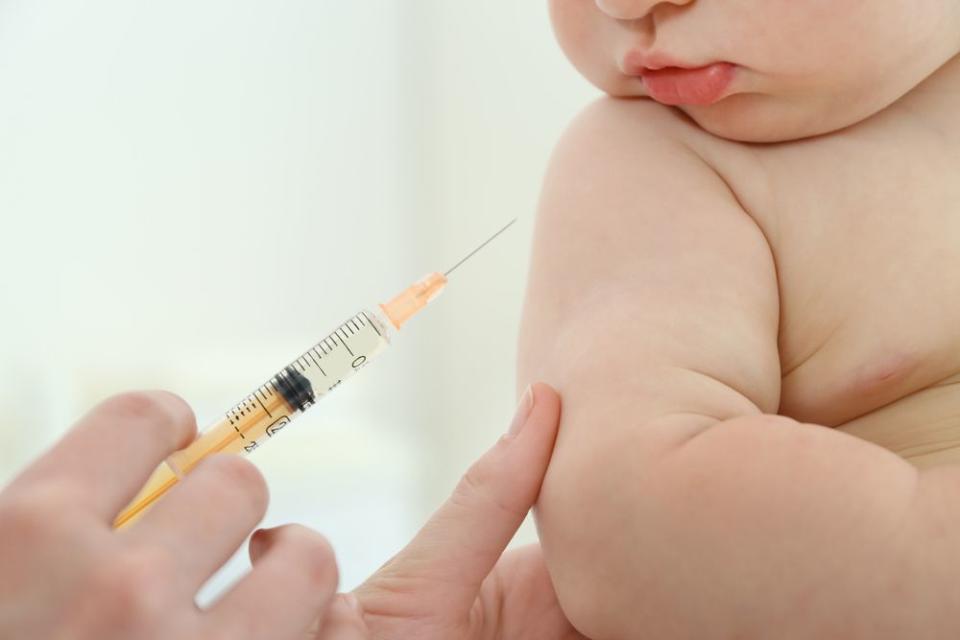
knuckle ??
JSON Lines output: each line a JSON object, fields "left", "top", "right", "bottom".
{"left": 456, "top": 459, "right": 492, "bottom": 501}
{"left": 99, "top": 391, "right": 197, "bottom": 447}
{"left": 100, "top": 390, "right": 167, "bottom": 420}
{"left": 204, "top": 455, "right": 269, "bottom": 515}
{"left": 451, "top": 458, "right": 525, "bottom": 518}
{"left": 281, "top": 525, "right": 338, "bottom": 592}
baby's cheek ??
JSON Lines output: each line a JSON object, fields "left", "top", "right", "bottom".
{"left": 547, "top": 0, "right": 620, "bottom": 89}
{"left": 548, "top": 1, "right": 595, "bottom": 60}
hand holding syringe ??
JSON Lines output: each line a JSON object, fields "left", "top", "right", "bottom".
{"left": 115, "top": 218, "right": 517, "bottom": 528}
{"left": 0, "top": 230, "right": 572, "bottom": 638}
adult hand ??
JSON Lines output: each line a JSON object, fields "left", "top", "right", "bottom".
{"left": 298, "top": 382, "right": 588, "bottom": 639}
{"left": 0, "top": 383, "right": 582, "bottom": 639}
{"left": 0, "top": 391, "right": 340, "bottom": 640}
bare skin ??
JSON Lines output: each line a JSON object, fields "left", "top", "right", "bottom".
{"left": 0, "top": 385, "right": 585, "bottom": 639}
{"left": 682, "top": 52, "right": 960, "bottom": 468}
{"left": 517, "top": 1, "right": 960, "bottom": 637}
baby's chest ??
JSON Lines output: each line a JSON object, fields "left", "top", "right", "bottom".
{"left": 738, "top": 136, "right": 960, "bottom": 468}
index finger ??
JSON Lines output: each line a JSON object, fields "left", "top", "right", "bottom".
{"left": 356, "top": 383, "right": 562, "bottom": 613}
{"left": 8, "top": 390, "right": 197, "bottom": 522}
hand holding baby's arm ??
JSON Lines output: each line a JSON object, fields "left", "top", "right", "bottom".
{"left": 0, "top": 384, "right": 587, "bottom": 640}
{"left": 520, "top": 98, "right": 938, "bottom": 639}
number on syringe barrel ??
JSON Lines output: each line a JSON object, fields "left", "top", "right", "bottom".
{"left": 265, "top": 416, "right": 290, "bottom": 437}
{"left": 231, "top": 315, "right": 382, "bottom": 450}
{"left": 241, "top": 416, "right": 289, "bottom": 453}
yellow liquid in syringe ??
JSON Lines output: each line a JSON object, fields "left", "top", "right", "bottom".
{"left": 114, "top": 309, "right": 395, "bottom": 528}
{"left": 116, "top": 392, "right": 291, "bottom": 529}
{"left": 113, "top": 216, "right": 515, "bottom": 529}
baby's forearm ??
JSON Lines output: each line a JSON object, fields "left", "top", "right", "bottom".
{"left": 535, "top": 410, "right": 948, "bottom": 639}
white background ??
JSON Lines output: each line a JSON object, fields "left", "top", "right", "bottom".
{"left": 0, "top": 0, "right": 597, "bottom": 600}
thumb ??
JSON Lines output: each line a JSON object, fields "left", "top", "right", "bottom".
{"left": 357, "top": 382, "right": 561, "bottom": 613}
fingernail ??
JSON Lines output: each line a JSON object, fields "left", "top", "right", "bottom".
{"left": 507, "top": 385, "right": 535, "bottom": 437}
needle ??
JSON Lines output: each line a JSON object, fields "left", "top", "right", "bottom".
{"left": 444, "top": 218, "right": 518, "bottom": 277}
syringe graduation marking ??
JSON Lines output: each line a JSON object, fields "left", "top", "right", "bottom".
{"left": 223, "top": 314, "right": 372, "bottom": 429}
{"left": 268, "top": 315, "right": 369, "bottom": 412}
{"left": 361, "top": 311, "right": 381, "bottom": 336}
{"left": 306, "top": 350, "right": 325, "bottom": 375}
{"left": 114, "top": 221, "right": 520, "bottom": 530}
{"left": 337, "top": 330, "right": 355, "bottom": 356}
{"left": 253, "top": 393, "right": 272, "bottom": 417}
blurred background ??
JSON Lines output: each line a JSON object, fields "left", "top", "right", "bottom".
{"left": 0, "top": 0, "right": 596, "bottom": 601}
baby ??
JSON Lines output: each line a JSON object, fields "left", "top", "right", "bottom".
{"left": 516, "top": 1, "right": 960, "bottom": 638}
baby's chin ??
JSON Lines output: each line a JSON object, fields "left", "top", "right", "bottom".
{"left": 598, "top": 82, "right": 857, "bottom": 144}
{"left": 652, "top": 93, "right": 867, "bottom": 144}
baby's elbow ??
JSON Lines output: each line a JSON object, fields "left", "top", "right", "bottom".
{"left": 535, "top": 463, "right": 611, "bottom": 638}
{"left": 535, "top": 433, "right": 671, "bottom": 639}
{"left": 536, "top": 411, "right": 732, "bottom": 640}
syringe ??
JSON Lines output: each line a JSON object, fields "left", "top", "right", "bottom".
{"left": 114, "top": 218, "right": 517, "bottom": 529}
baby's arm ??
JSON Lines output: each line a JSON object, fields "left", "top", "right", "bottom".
{"left": 518, "top": 98, "right": 939, "bottom": 639}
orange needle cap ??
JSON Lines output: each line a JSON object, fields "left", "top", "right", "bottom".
{"left": 379, "top": 272, "right": 447, "bottom": 330}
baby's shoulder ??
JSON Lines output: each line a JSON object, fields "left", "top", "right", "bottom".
{"left": 544, "top": 98, "right": 762, "bottom": 235}
{"left": 533, "top": 97, "right": 783, "bottom": 418}
{"left": 556, "top": 97, "right": 766, "bottom": 209}
{"left": 558, "top": 96, "right": 725, "bottom": 154}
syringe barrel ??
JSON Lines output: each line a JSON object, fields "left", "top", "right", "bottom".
{"left": 114, "top": 308, "right": 393, "bottom": 528}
